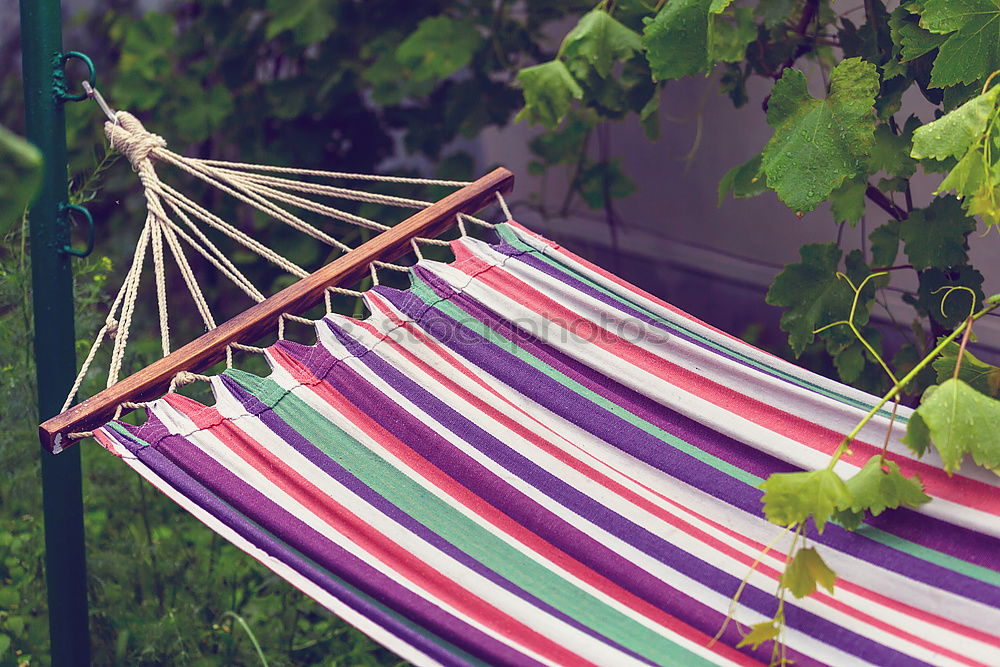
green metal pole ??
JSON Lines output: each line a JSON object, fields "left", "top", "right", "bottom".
{"left": 19, "top": 1, "right": 91, "bottom": 664}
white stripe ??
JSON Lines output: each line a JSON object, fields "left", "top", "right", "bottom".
{"left": 95, "top": 427, "right": 445, "bottom": 667}
{"left": 318, "top": 308, "right": 1000, "bottom": 665}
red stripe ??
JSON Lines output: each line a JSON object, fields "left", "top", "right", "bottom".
{"left": 162, "top": 392, "right": 595, "bottom": 667}
{"left": 455, "top": 254, "right": 1000, "bottom": 516}
{"left": 360, "top": 297, "right": 1000, "bottom": 654}
{"left": 500, "top": 221, "right": 751, "bottom": 347}
{"left": 269, "top": 341, "right": 761, "bottom": 666}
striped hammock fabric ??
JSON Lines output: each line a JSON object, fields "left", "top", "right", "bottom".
{"left": 94, "top": 221, "right": 1000, "bottom": 666}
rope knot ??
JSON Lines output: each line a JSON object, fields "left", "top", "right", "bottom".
{"left": 105, "top": 111, "right": 166, "bottom": 168}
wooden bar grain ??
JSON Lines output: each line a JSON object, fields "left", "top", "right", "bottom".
{"left": 41, "top": 168, "right": 514, "bottom": 452}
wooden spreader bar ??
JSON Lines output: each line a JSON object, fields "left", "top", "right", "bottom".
{"left": 40, "top": 167, "right": 515, "bottom": 453}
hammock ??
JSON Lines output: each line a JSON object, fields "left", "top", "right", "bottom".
{"left": 44, "top": 106, "right": 1000, "bottom": 666}
{"left": 82, "top": 222, "right": 998, "bottom": 666}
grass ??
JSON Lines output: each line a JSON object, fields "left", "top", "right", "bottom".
{"left": 0, "top": 219, "right": 406, "bottom": 666}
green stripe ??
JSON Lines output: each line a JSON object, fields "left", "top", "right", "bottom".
{"left": 409, "top": 276, "right": 762, "bottom": 488}
{"left": 224, "top": 370, "right": 714, "bottom": 667}
{"left": 414, "top": 264, "right": 1000, "bottom": 587}
{"left": 495, "top": 224, "right": 899, "bottom": 421}
{"left": 105, "top": 422, "right": 489, "bottom": 665}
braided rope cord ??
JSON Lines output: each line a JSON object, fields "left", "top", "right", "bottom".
{"left": 63, "top": 110, "right": 507, "bottom": 427}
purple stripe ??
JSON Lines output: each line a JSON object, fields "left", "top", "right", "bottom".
{"left": 99, "top": 420, "right": 481, "bottom": 667}
{"left": 374, "top": 280, "right": 986, "bottom": 662}
{"left": 281, "top": 330, "right": 801, "bottom": 666}
{"left": 399, "top": 269, "right": 1000, "bottom": 607}
{"left": 219, "top": 362, "right": 661, "bottom": 667}
{"left": 105, "top": 415, "right": 538, "bottom": 667}
{"left": 487, "top": 237, "right": 799, "bottom": 386}
{"left": 486, "top": 236, "right": 1000, "bottom": 566}
{"left": 490, "top": 227, "right": 1000, "bottom": 567}
{"left": 312, "top": 316, "right": 911, "bottom": 666}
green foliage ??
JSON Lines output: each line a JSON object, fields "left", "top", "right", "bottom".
{"left": 916, "top": 0, "right": 1000, "bottom": 88}
{"left": 842, "top": 455, "right": 931, "bottom": 516}
{"left": 717, "top": 154, "right": 766, "bottom": 204}
{"left": 0, "top": 125, "right": 42, "bottom": 234}
{"left": 736, "top": 620, "right": 779, "bottom": 649}
{"left": 899, "top": 195, "right": 975, "bottom": 269}
{"left": 911, "top": 377, "right": 1000, "bottom": 472}
{"left": 761, "top": 59, "right": 879, "bottom": 213}
{"left": 396, "top": 17, "right": 480, "bottom": 82}
{"left": 781, "top": 546, "right": 836, "bottom": 598}
{"left": 560, "top": 9, "right": 643, "bottom": 78}
{"left": 933, "top": 342, "right": 1000, "bottom": 397}
{"left": 759, "top": 469, "right": 851, "bottom": 533}
{"left": 765, "top": 244, "right": 875, "bottom": 358}
{"left": 515, "top": 61, "right": 584, "bottom": 129}
{"left": 642, "top": 0, "right": 713, "bottom": 81}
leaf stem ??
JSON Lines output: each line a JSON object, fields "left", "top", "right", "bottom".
{"left": 826, "top": 301, "right": 1000, "bottom": 470}
{"left": 865, "top": 184, "right": 907, "bottom": 221}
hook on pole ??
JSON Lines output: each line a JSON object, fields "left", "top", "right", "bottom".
{"left": 54, "top": 50, "right": 96, "bottom": 103}
{"left": 60, "top": 203, "right": 95, "bottom": 258}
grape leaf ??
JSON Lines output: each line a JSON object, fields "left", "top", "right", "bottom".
{"left": 911, "top": 85, "right": 1000, "bottom": 160}
{"left": 643, "top": 0, "right": 711, "bottom": 81}
{"left": 903, "top": 410, "right": 932, "bottom": 456}
{"left": 834, "top": 342, "right": 866, "bottom": 384}
{"left": 755, "top": 0, "right": 797, "bottom": 28}
{"left": 918, "top": 0, "right": 1000, "bottom": 88}
{"left": 515, "top": 61, "right": 584, "bottom": 129}
{"left": 829, "top": 179, "right": 868, "bottom": 225}
{"left": 0, "top": 125, "right": 42, "bottom": 234}
{"left": 761, "top": 58, "right": 879, "bottom": 212}
{"left": 766, "top": 243, "right": 868, "bottom": 356}
{"left": 736, "top": 621, "right": 780, "bottom": 650}
{"left": 759, "top": 469, "right": 852, "bottom": 532}
{"left": 529, "top": 112, "right": 593, "bottom": 165}
{"left": 833, "top": 508, "right": 865, "bottom": 531}
{"left": 889, "top": 2, "right": 946, "bottom": 63}
{"left": 900, "top": 196, "right": 976, "bottom": 270}
{"left": 915, "top": 266, "right": 985, "bottom": 329}
{"left": 717, "top": 154, "right": 766, "bottom": 205}
{"left": 869, "top": 116, "right": 919, "bottom": 178}
{"left": 844, "top": 455, "right": 931, "bottom": 516}
{"left": 782, "top": 547, "right": 837, "bottom": 598}
{"left": 914, "top": 378, "right": 1000, "bottom": 472}
{"left": 577, "top": 159, "right": 636, "bottom": 209}
{"left": 869, "top": 220, "right": 900, "bottom": 268}
{"left": 709, "top": 7, "right": 757, "bottom": 63}
{"left": 560, "top": 10, "right": 643, "bottom": 78}
{"left": 933, "top": 342, "right": 1000, "bottom": 397}
{"left": 265, "top": 0, "right": 336, "bottom": 44}
{"left": 396, "top": 17, "right": 480, "bottom": 83}
{"left": 936, "top": 149, "right": 994, "bottom": 224}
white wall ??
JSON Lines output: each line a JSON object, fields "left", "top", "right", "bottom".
{"left": 477, "top": 74, "right": 1000, "bottom": 360}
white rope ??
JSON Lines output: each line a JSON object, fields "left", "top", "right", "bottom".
{"left": 410, "top": 238, "right": 424, "bottom": 262}
{"left": 160, "top": 220, "right": 217, "bottom": 330}
{"left": 496, "top": 191, "right": 513, "bottom": 221}
{"left": 150, "top": 211, "right": 170, "bottom": 356}
{"left": 206, "top": 168, "right": 433, "bottom": 209}
{"left": 168, "top": 370, "right": 211, "bottom": 392}
{"left": 157, "top": 149, "right": 355, "bottom": 253}
{"left": 106, "top": 223, "right": 152, "bottom": 388}
{"left": 192, "top": 158, "right": 472, "bottom": 186}
{"left": 278, "top": 313, "right": 315, "bottom": 340}
{"left": 62, "top": 109, "right": 506, "bottom": 416}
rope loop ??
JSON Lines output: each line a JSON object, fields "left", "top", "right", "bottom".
{"left": 106, "top": 111, "right": 167, "bottom": 168}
